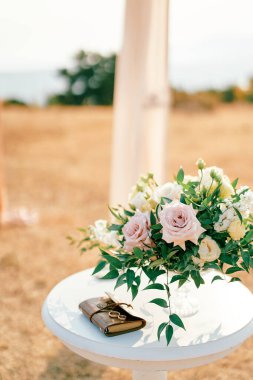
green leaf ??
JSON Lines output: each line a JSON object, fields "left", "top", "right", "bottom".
{"left": 241, "top": 250, "right": 250, "bottom": 268}
{"left": 101, "top": 270, "right": 119, "bottom": 279}
{"left": 233, "top": 207, "right": 243, "bottom": 224}
{"left": 132, "top": 276, "right": 139, "bottom": 287}
{"left": 151, "top": 223, "right": 162, "bottom": 230}
{"left": 153, "top": 232, "right": 163, "bottom": 240}
{"left": 114, "top": 273, "right": 127, "bottom": 289}
{"left": 167, "top": 249, "right": 179, "bottom": 260}
{"left": 108, "top": 206, "right": 126, "bottom": 222}
{"left": 157, "top": 322, "right": 168, "bottom": 340}
{"left": 101, "top": 250, "right": 122, "bottom": 269}
{"left": 92, "top": 261, "right": 107, "bottom": 275}
{"left": 164, "top": 283, "right": 171, "bottom": 298}
{"left": 211, "top": 275, "right": 224, "bottom": 283}
{"left": 170, "top": 314, "right": 185, "bottom": 330}
{"left": 149, "top": 258, "right": 165, "bottom": 268}
{"left": 161, "top": 244, "right": 167, "bottom": 259}
{"left": 144, "top": 283, "right": 165, "bottom": 291}
{"left": 165, "top": 324, "right": 174, "bottom": 345}
{"left": 176, "top": 167, "right": 184, "bottom": 184}
{"left": 231, "top": 178, "right": 238, "bottom": 189}
{"left": 229, "top": 277, "right": 241, "bottom": 283}
{"left": 170, "top": 274, "right": 186, "bottom": 284}
{"left": 149, "top": 298, "right": 168, "bottom": 308}
{"left": 124, "top": 209, "right": 135, "bottom": 217}
{"left": 150, "top": 211, "right": 156, "bottom": 226}
{"left": 191, "top": 270, "right": 205, "bottom": 288}
{"left": 226, "top": 266, "right": 244, "bottom": 274}
{"left": 133, "top": 247, "right": 144, "bottom": 259}
{"left": 126, "top": 269, "right": 135, "bottom": 290}
{"left": 178, "top": 277, "right": 188, "bottom": 287}
{"left": 108, "top": 224, "right": 122, "bottom": 232}
{"left": 243, "top": 229, "right": 253, "bottom": 244}
{"left": 131, "top": 285, "right": 138, "bottom": 300}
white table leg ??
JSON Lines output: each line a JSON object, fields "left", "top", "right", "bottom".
{"left": 132, "top": 370, "right": 167, "bottom": 380}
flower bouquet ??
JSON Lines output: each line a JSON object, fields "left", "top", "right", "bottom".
{"left": 74, "top": 160, "right": 253, "bottom": 345}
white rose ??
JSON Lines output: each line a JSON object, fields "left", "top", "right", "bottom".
{"left": 152, "top": 182, "right": 182, "bottom": 203}
{"left": 193, "top": 236, "right": 221, "bottom": 265}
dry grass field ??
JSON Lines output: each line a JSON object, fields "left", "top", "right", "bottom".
{"left": 0, "top": 105, "right": 253, "bottom": 380}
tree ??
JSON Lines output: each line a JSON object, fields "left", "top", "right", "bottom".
{"left": 48, "top": 51, "right": 116, "bottom": 106}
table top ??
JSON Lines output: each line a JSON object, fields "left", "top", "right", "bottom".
{"left": 42, "top": 268, "right": 253, "bottom": 362}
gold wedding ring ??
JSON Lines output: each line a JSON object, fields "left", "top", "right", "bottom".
{"left": 108, "top": 311, "right": 127, "bottom": 321}
{"left": 118, "top": 314, "right": 127, "bottom": 321}
{"left": 109, "top": 311, "right": 120, "bottom": 318}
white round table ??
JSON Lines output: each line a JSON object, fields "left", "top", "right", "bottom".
{"left": 42, "top": 268, "right": 253, "bottom": 380}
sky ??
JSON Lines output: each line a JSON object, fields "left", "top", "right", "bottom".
{"left": 1, "top": 0, "right": 253, "bottom": 102}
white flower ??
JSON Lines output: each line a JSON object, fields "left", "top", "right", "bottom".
{"left": 237, "top": 186, "right": 253, "bottom": 214}
{"left": 193, "top": 236, "right": 221, "bottom": 266}
{"left": 129, "top": 191, "right": 148, "bottom": 210}
{"left": 214, "top": 200, "right": 237, "bottom": 232}
{"left": 199, "top": 166, "right": 233, "bottom": 199}
{"left": 152, "top": 182, "right": 182, "bottom": 203}
{"left": 128, "top": 173, "right": 157, "bottom": 211}
{"left": 91, "top": 220, "right": 120, "bottom": 247}
{"left": 199, "top": 166, "right": 224, "bottom": 189}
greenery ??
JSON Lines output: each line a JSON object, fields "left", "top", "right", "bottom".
{"left": 3, "top": 98, "right": 27, "bottom": 106}
{"left": 73, "top": 161, "right": 253, "bottom": 345}
{"left": 48, "top": 51, "right": 116, "bottom": 106}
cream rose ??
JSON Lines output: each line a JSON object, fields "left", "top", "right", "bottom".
{"left": 159, "top": 201, "right": 205, "bottom": 250}
{"left": 228, "top": 219, "right": 246, "bottom": 240}
{"left": 193, "top": 236, "right": 221, "bottom": 265}
{"left": 129, "top": 191, "right": 148, "bottom": 211}
{"left": 122, "top": 211, "right": 152, "bottom": 252}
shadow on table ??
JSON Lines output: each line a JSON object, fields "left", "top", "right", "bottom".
{"left": 38, "top": 347, "right": 131, "bottom": 380}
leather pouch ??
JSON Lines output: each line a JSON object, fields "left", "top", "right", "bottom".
{"left": 79, "top": 296, "right": 146, "bottom": 337}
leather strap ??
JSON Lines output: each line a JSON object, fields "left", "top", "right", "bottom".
{"left": 89, "top": 301, "right": 132, "bottom": 322}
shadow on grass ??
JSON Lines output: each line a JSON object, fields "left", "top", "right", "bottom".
{"left": 38, "top": 347, "right": 106, "bottom": 380}
{"left": 38, "top": 347, "right": 131, "bottom": 380}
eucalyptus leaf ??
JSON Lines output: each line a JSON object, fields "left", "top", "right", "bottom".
{"left": 92, "top": 261, "right": 107, "bottom": 275}
{"left": 211, "top": 275, "right": 224, "bottom": 283}
{"left": 149, "top": 298, "right": 168, "bottom": 308}
{"left": 165, "top": 324, "right": 174, "bottom": 345}
{"left": 102, "top": 270, "right": 119, "bottom": 279}
{"left": 176, "top": 167, "right": 184, "bottom": 184}
{"left": 143, "top": 283, "right": 165, "bottom": 291}
{"left": 157, "top": 322, "right": 168, "bottom": 340}
{"left": 170, "top": 314, "right": 185, "bottom": 330}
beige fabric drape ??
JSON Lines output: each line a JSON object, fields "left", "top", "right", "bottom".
{"left": 0, "top": 101, "right": 7, "bottom": 221}
{"left": 110, "top": 0, "right": 169, "bottom": 205}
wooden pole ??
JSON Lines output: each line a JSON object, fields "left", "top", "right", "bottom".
{"left": 110, "top": 0, "right": 169, "bottom": 205}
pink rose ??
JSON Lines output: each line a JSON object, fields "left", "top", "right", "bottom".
{"left": 122, "top": 211, "right": 152, "bottom": 252}
{"left": 159, "top": 201, "right": 205, "bottom": 250}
